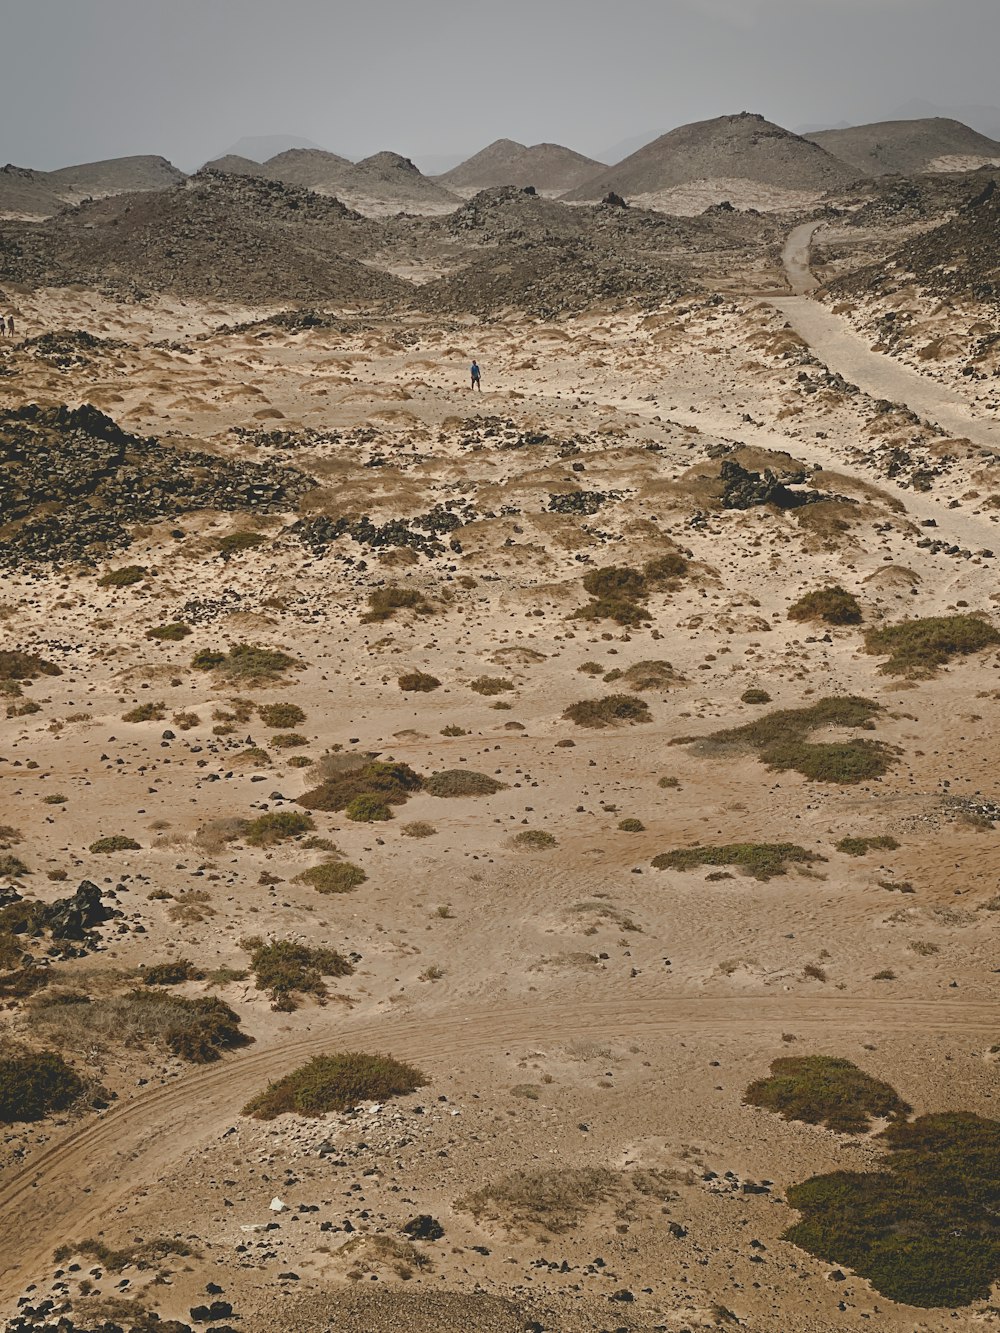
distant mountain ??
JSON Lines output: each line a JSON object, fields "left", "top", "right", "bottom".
{"left": 564, "top": 112, "right": 856, "bottom": 205}
{"left": 891, "top": 101, "right": 1000, "bottom": 145}
{"left": 345, "top": 152, "right": 459, "bottom": 213}
{"left": 0, "top": 155, "right": 185, "bottom": 217}
{"left": 212, "top": 134, "right": 326, "bottom": 163}
{"left": 264, "top": 148, "right": 354, "bottom": 188}
{"left": 439, "top": 139, "right": 603, "bottom": 196}
{"left": 201, "top": 155, "right": 266, "bottom": 177}
{"left": 806, "top": 118, "right": 1000, "bottom": 176}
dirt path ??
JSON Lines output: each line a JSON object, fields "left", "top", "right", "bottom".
{"left": 1, "top": 993, "right": 996, "bottom": 1302}
{"left": 775, "top": 222, "right": 1000, "bottom": 451}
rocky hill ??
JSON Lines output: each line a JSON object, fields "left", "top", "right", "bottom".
{"left": 439, "top": 139, "right": 603, "bottom": 196}
{"left": 263, "top": 147, "right": 355, "bottom": 187}
{"left": 563, "top": 112, "right": 857, "bottom": 208}
{"left": 0, "top": 171, "right": 409, "bottom": 303}
{"left": 0, "top": 155, "right": 185, "bottom": 218}
{"left": 807, "top": 117, "right": 1000, "bottom": 176}
{"left": 201, "top": 153, "right": 267, "bottom": 177}
{"left": 337, "top": 151, "right": 459, "bottom": 214}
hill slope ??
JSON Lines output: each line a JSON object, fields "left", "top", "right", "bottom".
{"left": 0, "top": 155, "right": 185, "bottom": 218}
{"left": 440, "top": 140, "right": 602, "bottom": 196}
{"left": 565, "top": 112, "right": 857, "bottom": 209}
{"left": 807, "top": 118, "right": 1000, "bottom": 176}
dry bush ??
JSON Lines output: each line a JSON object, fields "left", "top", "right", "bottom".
{"left": 258, "top": 702, "right": 306, "bottom": 728}
{"left": 620, "top": 660, "right": 681, "bottom": 692}
{"left": 425, "top": 770, "right": 506, "bottom": 798}
{"left": 0, "top": 651, "right": 61, "bottom": 680}
{"left": 398, "top": 671, "right": 441, "bottom": 692}
{"left": 295, "top": 862, "right": 367, "bottom": 894}
{"left": 243, "top": 1051, "right": 424, "bottom": 1118}
{"left": 29, "top": 990, "right": 244, "bottom": 1063}
{"left": 563, "top": 695, "right": 651, "bottom": 728}
{"left": 456, "top": 1167, "right": 618, "bottom": 1234}
{"left": 362, "top": 586, "right": 434, "bottom": 623}
{"left": 512, "top": 830, "right": 557, "bottom": 850}
{"left": 298, "top": 760, "right": 423, "bottom": 813}
{"left": 469, "top": 676, "right": 513, "bottom": 695}
{"left": 0, "top": 1046, "right": 84, "bottom": 1123}
{"left": 244, "top": 810, "right": 314, "bottom": 847}
{"left": 89, "top": 836, "right": 140, "bottom": 854}
{"left": 243, "top": 937, "right": 353, "bottom": 1009}
{"left": 191, "top": 643, "right": 301, "bottom": 683}
{"left": 403, "top": 821, "right": 436, "bottom": 838}
{"left": 97, "top": 566, "right": 146, "bottom": 588}
{"left": 122, "top": 701, "right": 165, "bottom": 722}
{"left": 653, "top": 842, "right": 824, "bottom": 881}
{"left": 788, "top": 585, "right": 862, "bottom": 626}
{"left": 193, "top": 817, "right": 248, "bottom": 853}
{"left": 146, "top": 623, "right": 191, "bottom": 642}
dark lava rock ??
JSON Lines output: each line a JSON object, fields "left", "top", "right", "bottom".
{"left": 401, "top": 1213, "right": 445, "bottom": 1241}
{"left": 718, "top": 458, "right": 824, "bottom": 511}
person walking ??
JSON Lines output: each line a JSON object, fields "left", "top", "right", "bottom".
{"left": 6, "top": 316, "right": 13, "bottom": 338}
{"left": 470, "top": 359, "right": 481, "bottom": 392}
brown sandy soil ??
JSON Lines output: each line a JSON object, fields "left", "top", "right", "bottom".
{"left": 1, "top": 233, "right": 1000, "bottom": 1333}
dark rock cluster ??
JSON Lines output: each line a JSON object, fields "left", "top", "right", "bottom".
{"left": 0, "top": 404, "right": 313, "bottom": 568}
{"left": 291, "top": 501, "right": 475, "bottom": 559}
{"left": 718, "top": 458, "right": 826, "bottom": 511}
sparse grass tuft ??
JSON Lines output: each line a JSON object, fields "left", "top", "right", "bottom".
{"left": 122, "top": 701, "right": 166, "bottom": 722}
{"left": 563, "top": 694, "right": 652, "bottom": 728}
{"left": 295, "top": 862, "right": 367, "bottom": 894}
{"left": 403, "top": 821, "right": 436, "bottom": 838}
{"left": 29, "top": 990, "right": 244, "bottom": 1063}
{"left": 362, "top": 586, "right": 433, "bottom": 623}
{"left": 745, "top": 1055, "right": 908, "bottom": 1133}
{"left": 244, "top": 811, "right": 314, "bottom": 847}
{"left": 456, "top": 1167, "right": 618, "bottom": 1234}
{"left": 513, "top": 830, "right": 557, "bottom": 850}
{"left": 243, "top": 1051, "right": 425, "bottom": 1118}
{"left": 837, "top": 835, "right": 900, "bottom": 856}
{"left": 652, "top": 842, "right": 824, "bottom": 881}
{"left": 243, "top": 937, "right": 353, "bottom": 1009}
{"left": 789, "top": 585, "right": 862, "bottom": 626}
{"left": 192, "top": 643, "right": 299, "bottom": 682}
{"left": 218, "top": 531, "right": 266, "bottom": 557}
{"left": 425, "top": 770, "right": 506, "bottom": 798}
{"left": 143, "top": 959, "right": 205, "bottom": 986}
{"left": 865, "top": 614, "right": 1000, "bottom": 678}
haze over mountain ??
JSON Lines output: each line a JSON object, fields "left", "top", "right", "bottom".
{"left": 439, "top": 140, "right": 603, "bottom": 197}
{"left": 807, "top": 118, "right": 1000, "bottom": 177}
{"left": 209, "top": 134, "right": 326, "bottom": 164}
{"left": 564, "top": 112, "right": 857, "bottom": 211}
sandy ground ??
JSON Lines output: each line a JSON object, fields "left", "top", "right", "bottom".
{"left": 1, "top": 232, "right": 999, "bottom": 1332}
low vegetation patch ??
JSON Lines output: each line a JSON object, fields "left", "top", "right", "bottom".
{"left": 563, "top": 694, "right": 652, "bottom": 728}
{"left": 258, "top": 702, "right": 306, "bottom": 728}
{"left": 788, "top": 585, "right": 862, "bottom": 626}
{"left": 0, "top": 650, "right": 61, "bottom": 681}
{"left": 652, "top": 842, "right": 824, "bottom": 881}
{"left": 398, "top": 671, "right": 441, "bottom": 692}
{"left": 299, "top": 759, "right": 423, "bottom": 813}
{"left": 0, "top": 1048, "right": 84, "bottom": 1122}
{"left": 684, "top": 696, "right": 894, "bottom": 785}
{"left": 122, "top": 700, "right": 164, "bottom": 723}
{"left": 362, "top": 586, "right": 434, "bottom": 623}
{"left": 346, "top": 793, "right": 393, "bottom": 822}
{"left": 295, "top": 862, "right": 367, "bottom": 894}
{"left": 784, "top": 1111, "right": 1000, "bottom": 1307}
{"left": 620, "top": 659, "right": 681, "bottom": 692}
{"left": 744, "top": 1056, "right": 909, "bottom": 1133}
{"left": 244, "top": 810, "right": 314, "bottom": 847}
{"left": 403, "top": 821, "right": 436, "bottom": 838}
{"left": 218, "top": 531, "right": 266, "bottom": 557}
{"left": 29, "top": 990, "right": 245, "bottom": 1063}
{"left": 469, "top": 676, "right": 513, "bottom": 695}
{"left": 865, "top": 614, "right": 1000, "bottom": 678}
{"left": 618, "top": 818, "right": 645, "bottom": 832}
{"left": 52, "top": 1236, "right": 195, "bottom": 1273}
{"left": 192, "top": 643, "right": 300, "bottom": 682}
{"left": 513, "top": 830, "right": 557, "bottom": 850}
{"left": 97, "top": 565, "right": 146, "bottom": 588}
{"left": 456, "top": 1167, "right": 619, "bottom": 1234}
{"left": 243, "top": 1051, "right": 425, "bottom": 1119}
{"left": 836, "top": 835, "right": 900, "bottom": 856}
{"left": 425, "top": 769, "right": 505, "bottom": 798}
{"left": 145, "top": 623, "right": 191, "bottom": 642}
{"left": 143, "top": 959, "right": 205, "bottom": 985}
{"left": 741, "top": 687, "right": 772, "bottom": 704}
{"left": 243, "top": 937, "right": 352, "bottom": 1009}
{"left": 89, "top": 836, "right": 140, "bottom": 854}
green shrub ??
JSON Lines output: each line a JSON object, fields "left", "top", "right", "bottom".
{"left": 244, "top": 1051, "right": 425, "bottom": 1119}
{"left": 469, "top": 676, "right": 513, "bottom": 695}
{"left": 0, "top": 1049, "right": 84, "bottom": 1122}
{"left": 744, "top": 1056, "right": 909, "bottom": 1133}
{"left": 784, "top": 1111, "right": 1000, "bottom": 1307}
{"left": 741, "top": 688, "right": 771, "bottom": 705}
{"left": 97, "top": 565, "right": 146, "bottom": 588}
{"left": 244, "top": 937, "right": 353, "bottom": 1008}
{"left": 788, "top": 586, "right": 862, "bottom": 626}
{"left": 398, "top": 671, "right": 441, "bottom": 692}
{"left": 145, "top": 623, "right": 192, "bottom": 642}
{"left": 143, "top": 959, "right": 205, "bottom": 985}
{"left": 89, "top": 836, "right": 140, "bottom": 854}
{"left": 164, "top": 995, "right": 244, "bottom": 1061}
{"left": 837, "top": 835, "right": 900, "bottom": 856}
{"left": 652, "top": 842, "right": 824, "bottom": 881}
{"left": 563, "top": 695, "right": 652, "bottom": 728}
{"left": 298, "top": 760, "right": 423, "bottom": 813}
{"left": 425, "top": 769, "right": 506, "bottom": 798}
{"left": 865, "top": 614, "right": 1000, "bottom": 678}
{"left": 346, "top": 794, "right": 393, "bottom": 822}
{"left": 244, "top": 811, "right": 314, "bottom": 847}
{"left": 218, "top": 531, "right": 266, "bottom": 557}
{"left": 122, "top": 701, "right": 166, "bottom": 722}
{"left": 295, "top": 862, "right": 367, "bottom": 894}
{"left": 513, "top": 830, "right": 557, "bottom": 849}
{"left": 0, "top": 650, "right": 61, "bottom": 680}
{"left": 258, "top": 702, "right": 306, "bottom": 728}
{"left": 271, "top": 732, "right": 307, "bottom": 748}
{"left": 192, "top": 643, "right": 299, "bottom": 682}
{"left": 362, "top": 586, "right": 433, "bottom": 623}
{"left": 577, "top": 661, "right": 604, "bottom": 676}
{"left": 686, "top": 696, "right": 895, "bottom": 785}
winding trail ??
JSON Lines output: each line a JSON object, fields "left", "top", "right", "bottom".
{"left": 775, "top": 222, "right": 1000, "bottom": 451}
{"left": 1, "top": 994, "right": 997, "bottom": 1302}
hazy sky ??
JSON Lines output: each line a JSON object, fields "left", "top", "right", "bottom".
{"left": 2, "top": 0, "right": 998, "bottom": 171}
